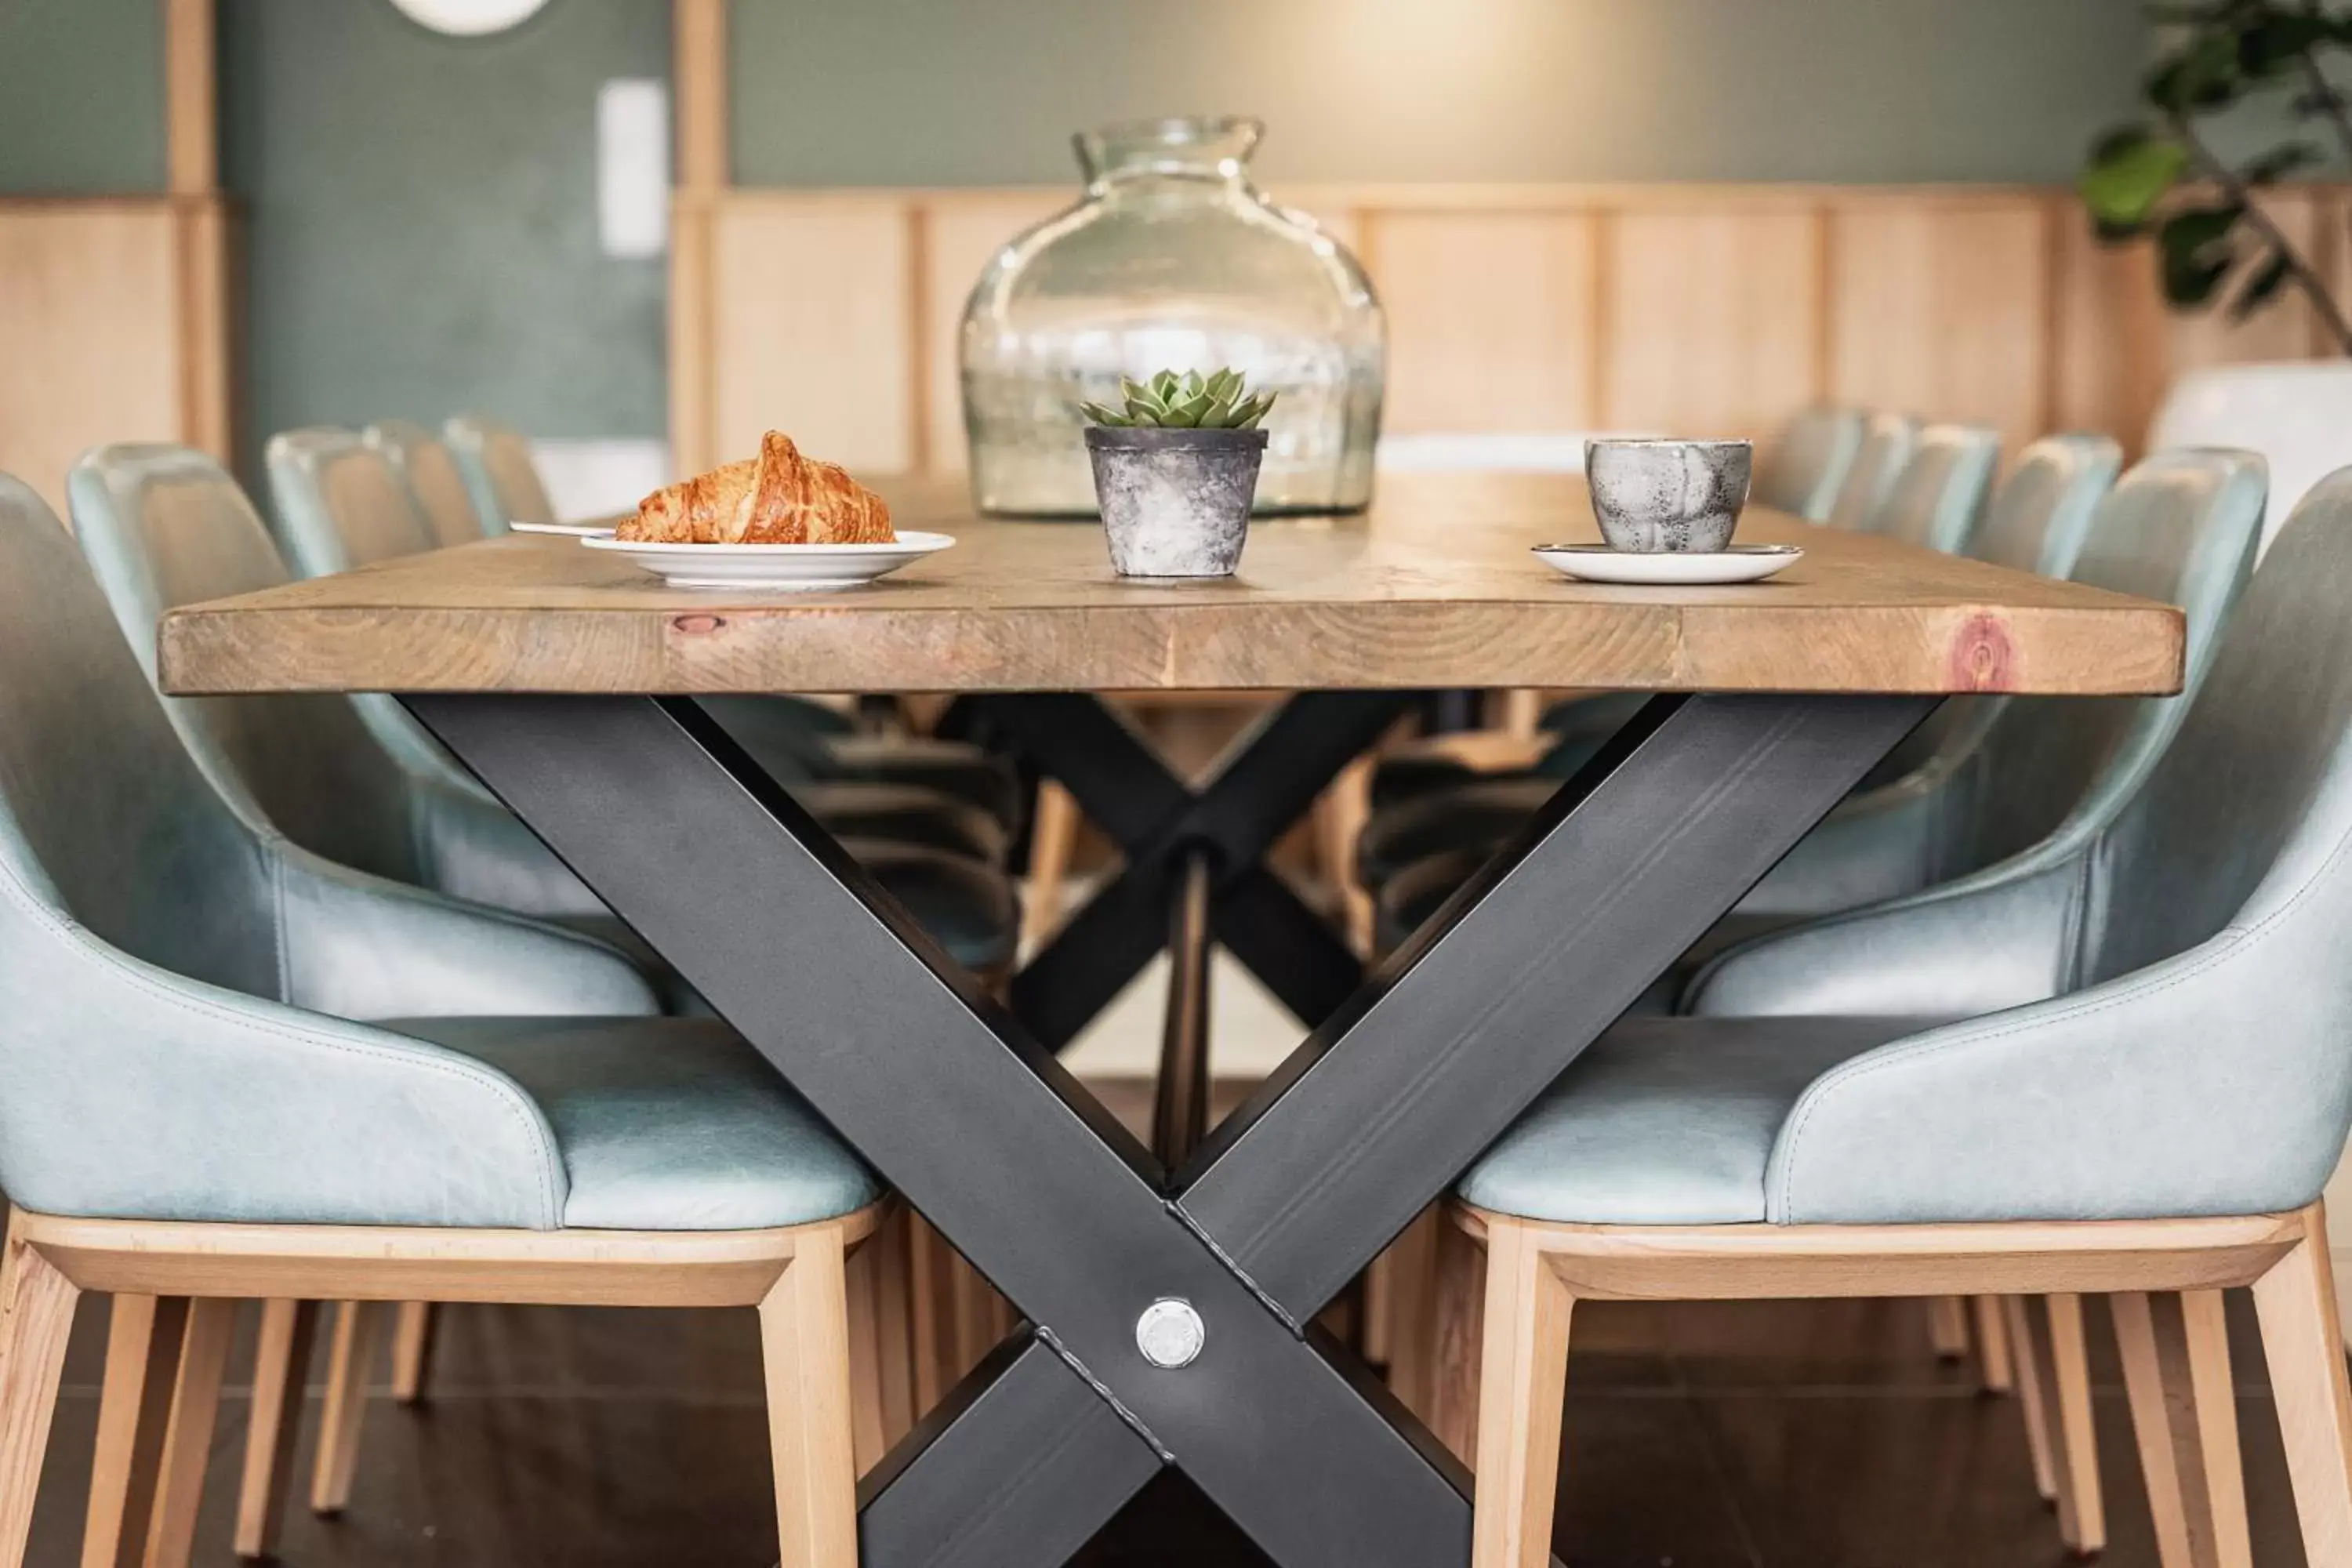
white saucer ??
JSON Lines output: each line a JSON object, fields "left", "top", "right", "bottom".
{"left": 510, "top": 521, "right": 615, "bottom": 539}
{"left": 1533, "top": 543, "right": 1802, "bottom": 586}
{"left": 581, "top": 531, "right": 955, "bottom": 590}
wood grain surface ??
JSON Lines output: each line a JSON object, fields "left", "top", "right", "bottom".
{"left": 158, "top": 472, "right": 2183, "bottom": 698}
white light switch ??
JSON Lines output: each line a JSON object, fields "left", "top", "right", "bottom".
{"left": 597, "top": 78, "right": 670, "bottom": 260}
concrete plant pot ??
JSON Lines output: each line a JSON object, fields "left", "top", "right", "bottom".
{"left": 1084, "top": 425, "right": 1269, "bottom": 578}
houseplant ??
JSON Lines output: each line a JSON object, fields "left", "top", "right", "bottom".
{"left": 2079, "top": 1, "right": 2352, "bottom": 347}
{"left": 1080, "top": 368, "right": 1275, "bottom": 577}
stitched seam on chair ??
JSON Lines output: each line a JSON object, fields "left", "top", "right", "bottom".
{"left": 1033, "top": 1324, "right": 1175, "bottom": 1463}
{"left": 1165, "top": 1198, "right": 1302, "bottom": 1336}
{"left": 1775, "top": 816, "right": 2352, "bottom": 1217}
{"left": 0, "top": 856, "right": 564, "bottom": 1228}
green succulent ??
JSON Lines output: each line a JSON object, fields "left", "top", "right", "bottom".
{"left": 1079, "top": 368, "right": 1277, "bottom": 430}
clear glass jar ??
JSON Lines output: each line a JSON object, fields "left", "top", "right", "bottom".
{"left": 960, "top": 117, "right": 1385, "bottom": 517}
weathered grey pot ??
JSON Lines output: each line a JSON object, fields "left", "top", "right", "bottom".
{"left": 1085, "top": 426, "right": 1269, "bottom": 577}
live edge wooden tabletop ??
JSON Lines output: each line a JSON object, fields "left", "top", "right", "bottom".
{"left": 157, "top": 472, "right": 2183, "bottom": 698}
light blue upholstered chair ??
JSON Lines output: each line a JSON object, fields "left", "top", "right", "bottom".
{"left": 1443, "top": 465, "right": 2352, "bottom": 1568}
{"left": 1355, "top": 425, "right": 2006, "bottom": 916}
{"left": 0, "top": 478, "right": 878, "bottom": 1566}
{"left": 0, "top": 467, "right": 877, "bottom": 1566}
{"left": 365, "top": 417, "right": 485, "bottom": 549}
{"left": 1822, "top": 411, "right": 1921, "bottom": 531}
{"left": 76, "top": 445, "right": 1018, "bottom": 977}
{"left": 1754, "top": 406, "right": 1867, "bottom": 523}
{"left": 441, "top": 412, "right": 550, "bottom": 532}
{"left": 1724, "top": 448, "right": 2262, "bottom": 934}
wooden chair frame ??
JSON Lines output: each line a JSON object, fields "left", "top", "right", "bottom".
{"left": 1439, "top": 1200, "right": 2351, "bottom": 1568}
{"left": 0, "top": 1201, "right": 884, "bottom": 1568}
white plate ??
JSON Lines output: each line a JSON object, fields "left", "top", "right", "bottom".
{"left": 1532, "top": 543, "right": 1802, "bottom": 586}
{"left": 510, "top": 521, "right": 615, "bottom": 539}
{"left": 581, "top": 530, "right": 955, "bottom": 590}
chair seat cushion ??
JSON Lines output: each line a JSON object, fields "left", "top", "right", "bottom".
{"left": 401, "top": 1017, "right": 879, "bottom": 1231}
{"left": 818, "top": 736, "right": 1025, "bottom": 831}
{"left": 1457, "top": 1016, "right": 1923, "bottom": 1225}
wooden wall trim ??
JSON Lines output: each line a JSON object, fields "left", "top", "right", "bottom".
{"left": 164, "top": 0, "right": 216, "bottom": 196}
{"left": 673, "top": 0, "right": 728, "bottom": 194}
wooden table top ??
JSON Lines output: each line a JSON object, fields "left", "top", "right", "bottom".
{"left": 158, "top": 473, "right": 2183, "bottom": 697}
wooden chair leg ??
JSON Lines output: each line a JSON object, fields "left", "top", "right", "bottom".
{"left": 868, "top": 1209, "right": 916, "bottom": 1446}
{"left": 1381, "top": 1207, "right": 1442, "bottom": 1421}
{"left": 2114, "top": 1290, "right": 2252, "bottom": 1568}
{"left": 906, "top": 1215, "right": 947, "bottom": 1414}
{"left": 1430, "top": 1213, "right": 1487, "bottom": 1465}
{"left": 2252, "top": 1214, "right": 2352, "bottom": 1568}
{"left": 389, "top": 1301, "right": 435, "bottom": 1406}
{"left": 1928, "top": 1294, "right": 1973, "bottom": 1359}
{"left": 757, "top": 1225, "right": 858, "bottom": 1568}
{"left": 2014, "top": 1293, "right": 2105, "bottom": 1555}
{"left": 1023, "top": 780, "right": 1079, "bottom": 950}
{"left": 309, "top": 1301, "right": 385, "bottom": 1515}
{"left": 234, "top": 1299, "right": 318, "bottom": 1562}
{"left": 1974, "top": 1294, "right": 2015, "bottom": 1394}
{"left": 844, "top": 1233, "right": 887, "bottom": 1475}
{"left": 1471, "top": 1215, "right": 1574, "bottom": 1568}
{"left": 949, "top": 1250, "right": 995, "bottom": 1379}
{"left": 0, "top": 1227, "right": 81, "bottom": 1568}
{"left": 82, "top": 1296, "right": 187, "bottom": 1568}
{"left": 1314, "top": 757, "right": 1375, "bottom": 957}
{"left": 142, "top": 1298, "right": 234, "bottom": 1568}
{"left": 2005, "top": 1294, "right": 2061, "bottom": 1502}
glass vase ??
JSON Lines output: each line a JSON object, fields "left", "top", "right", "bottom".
{"left": 959, "top": 116, "right": 1385, "bottom": 517}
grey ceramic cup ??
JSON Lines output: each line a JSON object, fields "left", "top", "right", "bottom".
{"left": 1584, "top": 438, "right": 1754, "bottom": 553}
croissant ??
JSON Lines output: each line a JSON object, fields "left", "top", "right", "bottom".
{"left": 622, "top": 431, "right": 895, "bottom": 545}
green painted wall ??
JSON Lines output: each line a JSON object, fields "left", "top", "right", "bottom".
{"left": 0, "top": 0, "right": 164, "bottom": 193}
{"left": 731, "top": 0, "right": 2149, "bottom": 188}
{"left": 217, "top": 0, "right": 669, "bottom": 470}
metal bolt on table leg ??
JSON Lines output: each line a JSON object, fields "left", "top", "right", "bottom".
{"left": 1136, "top": 1299, "right": 1206, "bottom": 1369}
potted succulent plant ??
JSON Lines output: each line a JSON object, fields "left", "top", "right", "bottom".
{"left": 1079, "top": 368, "right": 1276, "bottom": 577}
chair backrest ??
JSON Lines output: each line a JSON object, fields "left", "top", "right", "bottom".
{"left": 1867, "top": 424, "right": 1999, "bottom": 556}
{"left": 1822, "top": 412, "right": 1921, "bottom": 532}
{"left": 265, "top": 429, "right": 436, "bottom": 576}
{"left": 367, "top": 419, "right": 486, "bottom": 547}
{"left": 1965, "top": 434, "right": 2120, "bottom": 579}
{"left": 0, "top": 474, "right": 280, "bottom": 1000}
{"left": 444, "top": 415, "right": 554, "bottom": 531}
{"left": 2089, "top": 465, "right": 2352, "bottom": 987}
{"left": 67, "top": 445, "right": 426, "bottom": 887}
{"left": 1755, "top": 407, "right": 1865, "bottom": 522}
{"left": 1956, "top": 449, "right": 2266, "bottom": 879}
{"left": 2148, "top": 363, "right": 2352, "bottom": 557}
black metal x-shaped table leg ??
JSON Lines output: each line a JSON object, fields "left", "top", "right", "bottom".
{"left": 409, "top": 688, "right": 1928, "bottom": 1568}
{"left": 978, "top": 691, "right": 1412, "bottom": 1047}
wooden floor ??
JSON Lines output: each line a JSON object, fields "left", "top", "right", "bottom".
{"left": 9, "top": 1284, "right": 2312, "bottom": 1566}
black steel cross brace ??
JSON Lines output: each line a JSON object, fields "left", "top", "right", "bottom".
{"left": 408, "top": 688, "right": 1927, "bottom": 1568}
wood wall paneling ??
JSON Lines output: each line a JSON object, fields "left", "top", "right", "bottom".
{"left": 1602, "top": 207, "right": 1825, "bottom": 440}
{"left": 1366, "top": 209, "right": 1600, "bottom": 434}
{"left": 0, "top": 204, "right": 192, "bottom": 515}
{"left": 1827, "top": 198, "right": 2053, "bottom": 451}
{"left": 710, "top": 196, "right": 916, "bottom": 472}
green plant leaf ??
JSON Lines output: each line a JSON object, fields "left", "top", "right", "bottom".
{"left": 1077, "top": 400, "right": 1130, "bottom": 426}
{"left": 1152, "top": 369, "right": 1180, "bottom": 401}
{"left": 2230, "top": 245, "right": 2295, "bottom": 320}
{"left": 1204, "top": 368, "right": 1240, "bottom": 404}
{"left": 1167, "top": 391, "right": 1214, "bottom": 426}
{"left": 2080, "top": 127, "right": 2190, "bottom": 227}
{"left": 2240, "top": 13, "right": 2336, "bottom": 78}
{"left": 2158, "top": 201, "right": 2246, "bottom": 306}
{"left": 2147, "top": 29, "right": 2245, "bottom": 112}
{"left": 1120, "top": 376, "right": 1152, "bottom": 408}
